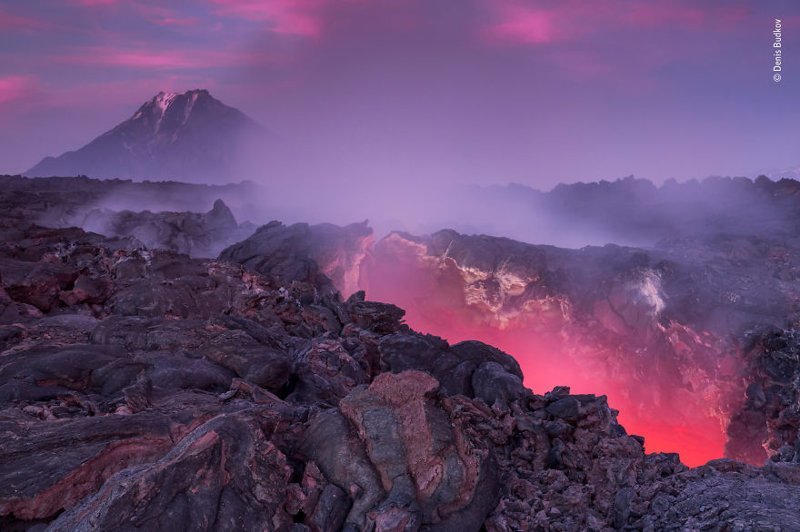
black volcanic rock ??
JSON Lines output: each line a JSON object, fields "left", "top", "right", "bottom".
{"left": 0, "top": 177, "right": 799, "bottom": 530}
{"left": 219, "top": 220, "right": 372, "bottom": 296}
{"left": 80, "top": 198, "right": 254, "bottom": 257}
{"left": 0, "top": 176, "right": 258, "bottom": 258}
{"left": 26, "top": 90, "right": 267, "bottom": 182}
{"left": 377, "top": 333, "right": 525, "bottom": 401}
{"left": 727, "top": 327, "right": 800, "bottom": 464}
{"left": 302, "top": 370, "right": 501, "bottom": 529}
{"left": 46, "top": 409, "right": 295, "bottom": 532}
{"left": 630, "top": 460, "right": 800, "bottom": 530}
{"left": 0, "top": 174, "right": 262, "bottom": 241}
{"left": 363, "top": 226, "right": 800, "bottom": 463}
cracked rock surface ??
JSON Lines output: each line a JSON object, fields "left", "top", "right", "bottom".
{"left": 1, "top": 176, "right": 800, "bottom": 530}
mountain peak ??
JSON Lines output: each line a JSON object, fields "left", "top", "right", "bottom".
{"left": 153, "top": 91, "right": 178, "bottom": 110}
{"left": 151, "top": 88, "right": 209, "bottom": 104}
{"left": 134, "top": 89, "right": 215, "bottom": 123}
{"left": 26, "top": 90, "right": 266, "bottom": 182}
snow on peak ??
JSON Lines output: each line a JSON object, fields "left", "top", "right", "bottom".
{"left": 129, "top": 89, "right": 215, "bottom": 133}
{"left": 154, "top": 91, "right": 178, "bottom": 113}
{"left": 183, "top": 91, "right": 200, "bottom": 125}
{"left": 149, "top": 91, "right": 180, "bottom": 134}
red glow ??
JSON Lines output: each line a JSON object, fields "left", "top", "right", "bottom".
{"left": 357, "top": 238, "right": 742, "bottom": 467}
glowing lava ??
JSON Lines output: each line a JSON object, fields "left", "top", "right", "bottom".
{"left": 356, "top": 233, "right": 743, "bottom": 467}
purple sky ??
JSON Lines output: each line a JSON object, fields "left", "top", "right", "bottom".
{"left": 1, "top": 0, "right": 798, "bottom": 187}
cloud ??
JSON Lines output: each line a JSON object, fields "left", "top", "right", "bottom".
{"left": 150, "top": 16, "right": 199, "bottom": 27}
{"left": 479, "top": 0, "right": 749, "bottom": 48}
{"left": 209, "top": 0, "right": 328, "bottom": 36}
{"left": 70, "top": 0, "right": 117, "bottom": 6}
{"left": 0, "top": 76, "right": 38, "bottom": 105}
{"left": 53, "top": 46, "right": 276, "bottom": 70}
{"left": 0, "top": 7, "right": 50, "bottom": 31}
{"left": 623, "top": 3, "right": 748, "bottom": 30}
{"left": 481, "top": 4, "right": 557, "bottom": 45}
{"left": 128, "top": 4, "right": 200, "bottom": 27}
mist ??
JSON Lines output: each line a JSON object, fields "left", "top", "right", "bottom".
{"left": 210, "top": 138, "right": 800, "bottom": 252}
{"left": 4, "top": 1, "right": 800, "bottom": 526}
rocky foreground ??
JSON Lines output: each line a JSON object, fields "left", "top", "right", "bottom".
{"left": 1, "top": 177, "right": 800, "bottom": 530}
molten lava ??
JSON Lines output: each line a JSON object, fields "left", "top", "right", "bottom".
{"left": 356, "top": 236, "right": 743, "bottom": 467}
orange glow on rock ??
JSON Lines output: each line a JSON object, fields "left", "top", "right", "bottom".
{"left": 358, "top": 241, "right": 742, "bottom": 467}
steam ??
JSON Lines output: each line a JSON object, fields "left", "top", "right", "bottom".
{"left": 219, "top": 140, "right": 800, "bottom": 251}
{"left": 36, "top": 165, "right": 798, "bottom": 468}
{"left": 357, "top": 235, "right": 747, "bottom": 466}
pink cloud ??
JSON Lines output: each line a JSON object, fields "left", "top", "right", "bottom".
{"left": 151, "top": 16, "right": 199, "bottom": 27}
{"left": 66, "top": 1, "right": 198, "bottom": 27}
{"left": 0, "top": 8, "right": 49, "bottom": 31}
{"left": 54, "top": 46, "right": 276, "bottom": 70}
{"left": 480, "top": 0, "right": 749, "bottom": 48}
{"left": 71, "top": 0, "right": 117, "bottom": 6}
{"left": 475, "top": 0, "right": 751, "bottom": 91}
{"left": 132, "top": 4, "right": 200, "bottom": 27}
{"left": 624, "top": 3, "right": 748, "bottom": 30}
{"left": 0, "top": 76, "right": 38, "bottom": 105}
{"left": 210, "top": 0, "right": 328, "bottom": 36}
{"left": 481, "top": 5, "right": 557, "bottom": 45}
{"left": 626, "top": 4, "right": 704, "bottom": 28}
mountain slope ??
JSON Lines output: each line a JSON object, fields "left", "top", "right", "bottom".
{"left": 26, "top": 89, "right": 266, "bottom": 182}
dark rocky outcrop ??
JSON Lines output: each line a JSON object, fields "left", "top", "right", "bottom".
{"left": 1, "top": 177, "right": 800, "bottom": 530}
{"left": 362, "top": 225, "right": 800, "bottom": 465}
{"left": 303, "top": 370, "right": 501, "bottom": 530}
{"left": 220, "top": 220, "right": 372, "bottom": 296}
{"left": 79, "top": 198, "right": 254, "bottom": 257}
{"left": 727, "top": 327, "right": 800, "bottom": 464}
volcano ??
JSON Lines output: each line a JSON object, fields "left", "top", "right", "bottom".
{"left": 26, "top": 90, "right": 266, "bottom": 182}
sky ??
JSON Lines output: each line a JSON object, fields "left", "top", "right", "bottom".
{"left": 1, "top": 0, "right": 799, "bottom": 188}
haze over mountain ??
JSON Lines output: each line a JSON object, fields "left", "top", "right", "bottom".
{"left": 26, "top": 90, "right": 266, "bottom": 183}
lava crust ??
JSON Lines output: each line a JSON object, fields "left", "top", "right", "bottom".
{"left": 1, "top": 176, "right": 800, "bottom": 530}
